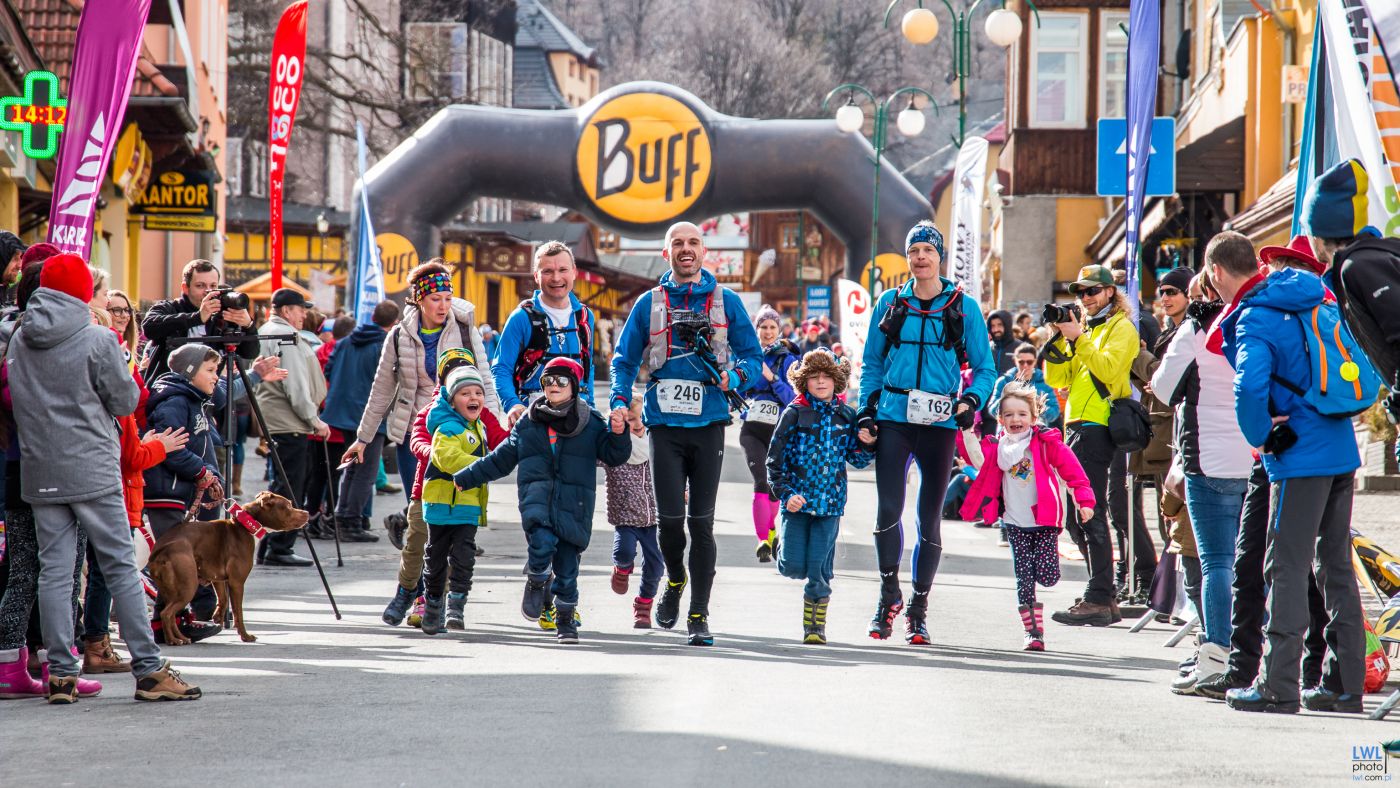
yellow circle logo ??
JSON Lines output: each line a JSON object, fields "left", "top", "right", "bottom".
{"left": 576, "top": 92, "right": 712, "bottom": 226}
{"left": 1341, "top": 361, "right": 1360, "bottom": 383}
{"left": 858, "top": 253, "right": 912, "bottom": 296}
{"left": 376, "top": 233, "right": 419, "bottom": 294}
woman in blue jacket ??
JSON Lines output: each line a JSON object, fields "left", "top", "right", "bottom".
{"left": 857, "top": 221, "right": 996, "bottom": 645}
{"left": 741, "top": 305, "right": 799, "bottom": 563}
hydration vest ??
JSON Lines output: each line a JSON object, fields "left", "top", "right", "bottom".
{"left": 643, "top": 286, "right": 731, "bottom": 370}
{"left": 512, "top": 300, "right": 593, "bottom": 391}
{"left": 877, "top": 285, "right": 969, "bottom": 366}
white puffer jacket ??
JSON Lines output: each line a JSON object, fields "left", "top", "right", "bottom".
{"left": 1151, "top": 317, "right": 1254, "bottom": 479}
{"left": 355, "top": 298, "right": 500, "bottom": 445}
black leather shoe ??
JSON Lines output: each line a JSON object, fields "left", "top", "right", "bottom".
{"left": 263, "top": 551, "right": 313, "bottom": 567}
{"left": 1302, "top": 687, "right": 1364, "bottom": 713}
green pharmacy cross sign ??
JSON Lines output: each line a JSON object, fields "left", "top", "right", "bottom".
{"left": 0, "top": 71, "right": 67, "bottom": 160}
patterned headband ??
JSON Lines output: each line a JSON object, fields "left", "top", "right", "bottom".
{"left": 411, "top": 272, "right": 453, "bottom": 302}
{"left": 905, "top": 222, "right": 945, "bottom": 258}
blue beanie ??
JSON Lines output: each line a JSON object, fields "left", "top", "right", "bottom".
{"left": 1303, "top": 159, "right": 1369, "bottom": 239}
{"left": 905, "top": 221, "right": 945, "bottom": 258}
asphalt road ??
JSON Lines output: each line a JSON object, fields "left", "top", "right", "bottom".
{"left": 2, "top": 425, "right": 1393, "bottom": 787}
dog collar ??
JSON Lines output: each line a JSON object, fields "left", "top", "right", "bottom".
{"left": 228, "top": 502, "right": 266, "bottom": 538}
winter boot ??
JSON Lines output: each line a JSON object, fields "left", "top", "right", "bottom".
{"left": 446, "top": 592, "right": 467, "bottom": 630}
{"left": 905, "top": 591, "right": 931, "bottom": 646}
{"left": 46, "top": 675, "right": 79, "bottom": 704}
{"left": 82, "top": 634, "right": 131, "bottom": 674}
{"left": 231, "top": 463, "right": 244, "bottom": 499}
{"left": 611, "top": 565, "right": 632, "bottom": 595}
{"left": 656, "top": 577, "right": 686, "bottom": 629}
{"left": 384, "top": 509, "right": 408, "bottom": 550}
{"left": 1019, "top": 605, "right": 1044, "bottom": 651}
{"left": 381, "top": 585, "right": 415, "bottom": 626}
{"left": 803, "top": 597, "right": 829, "bottom": 645}
{"left": 420, "top": 594, "right": 446, "bottom": 636}
{"left": 522, "top": 574, "right": 550, "bottom": 621}
{"left": 868, "top": 585, "right": 904, "bottom": 641}
{"left": 134, "top": 660, "right": 201, "bottom": 702}
{"left": 407, "top": 597, "right": 425, "bottom": 628}
{"left": 40, "top": 654, "right": 102, "bottom": 698}
{"left": 342, "top": 516, "right": 380, "bottom": 543}
{"left": 555, "top": 604, "right": 579, "bottom": 644}
{"left": 633, "top": 597, "right": 653, "bottom": 629}
{"left": 0, "top": 647, "right": 45, "bottom": 699}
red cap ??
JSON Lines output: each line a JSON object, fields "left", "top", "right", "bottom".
{"left": 39, "top": 253, "right": 93, "bottom": 302}
{"left": 1258, "top": 234, "right": 1324, "bottom": 275}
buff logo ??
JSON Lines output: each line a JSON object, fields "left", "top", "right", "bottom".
{"left": 576, "top": 92, "right": 713, "bottom": 225}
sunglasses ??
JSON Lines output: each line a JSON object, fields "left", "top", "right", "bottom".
{"left": 1157, "top": 287, "right": 1182, "bottom": 297}
{"left": 541, "top": 374, "right": 574, "bottom": 389}
{"left": 1075, "top": 285, "right": 1107, "bottom": 298}
{"left": 1016, "top": 358, "right": 1036, "bottom": 367}
{"left": 108, "top": 307, "right": 133, "bottom": 316}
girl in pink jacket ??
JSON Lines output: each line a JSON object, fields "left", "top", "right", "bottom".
{"left": 960, "top": 383, "right": 1096, "bottom": 651}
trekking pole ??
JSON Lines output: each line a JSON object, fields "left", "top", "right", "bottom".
{"left": 322, "top": 440, "right": 343, "bottom": 568}
{"left": 229, "top": 352, "right": 341, "bottom": 620}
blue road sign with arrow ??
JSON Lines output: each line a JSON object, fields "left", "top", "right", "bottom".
{"left": 1096, "top": 117, "right": 1176, "bottom": 197}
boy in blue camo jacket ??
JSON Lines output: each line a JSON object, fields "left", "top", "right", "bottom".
{"left": 766, "top": 349, "right": 876, "bottom": 645}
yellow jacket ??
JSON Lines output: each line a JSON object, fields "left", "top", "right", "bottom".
{"left": 1044, "top": 310, "right": 1139, "bottom": 426}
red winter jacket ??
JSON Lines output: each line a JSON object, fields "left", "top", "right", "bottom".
{"left": 119, "top": 413, "right": 167, "bottom": 529}
{"left": 409, "top": 390, "right": 508, "bottom": 500}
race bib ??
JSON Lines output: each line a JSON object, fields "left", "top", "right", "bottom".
{"left": 657, "top": 379, "right": 704, "bottom": 415}
{"left": 748, "top": 400, "right": 781, "bottom": 425}
{"left": 907, "top": 389, "right": 954, "bottom": 426}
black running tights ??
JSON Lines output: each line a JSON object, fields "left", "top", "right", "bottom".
{"left": 873, "top": 422, "right": 957, "bottom": 594}
{"left": 649, "top": 423, "right": 726, "bottom": 617}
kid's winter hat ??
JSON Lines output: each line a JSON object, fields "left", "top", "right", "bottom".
{"left": 39, "top": 253, "right": 93, "bottom": 302}
{"left": 445, "top": 365, "right": 485, "bottom": 398}
{"left": 542, "top": 356, "right": 583, "bottom": 395}
{"left": 1304, "top": 158, "right": 1369, "bottom": 239}
{"left": 436, "top": 346, "right": 477, "bottom": 381}
{"left": 168, "top": 344, "right": 214, "bottom": 380}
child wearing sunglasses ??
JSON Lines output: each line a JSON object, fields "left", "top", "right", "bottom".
{"left": 453, "top": 357, "right": 630, "bottom": 643}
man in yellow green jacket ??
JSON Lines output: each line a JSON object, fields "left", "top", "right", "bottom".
{"left": 1042, "top": 264, "right": 1140, "bottom": 627}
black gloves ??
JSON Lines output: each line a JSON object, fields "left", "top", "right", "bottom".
{"left": 1262, "top": 422, "right": 1298, "bottom": 457}
{"left": 856, "top": 407, "right": 879, "bottom": 437}
{"left": 953, "top": 394, "right": 979, "bottom": 430}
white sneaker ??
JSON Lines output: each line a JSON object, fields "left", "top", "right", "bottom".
{"left": 1172, "top": 641, "right": 1228, "bottom": 695}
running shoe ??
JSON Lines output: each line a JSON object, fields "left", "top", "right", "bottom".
{"left": 686, "top": 613, "right": 714, "bottom": 646}
{"left": 867, "top": 595, "right": 904, "bottom": 640}
{"left": 656, "top": 578, "right": 686, "bottom": 629}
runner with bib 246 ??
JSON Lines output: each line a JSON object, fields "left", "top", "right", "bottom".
{"left": 858, "top": 220, "right": 997, "bottom": 645}
{"left": 609, "top": 222, "right": 763, "bottom": 647}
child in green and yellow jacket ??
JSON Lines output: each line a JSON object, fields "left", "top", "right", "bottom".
{"left": 419, "top": 366, "right": 491, "bottom": 635}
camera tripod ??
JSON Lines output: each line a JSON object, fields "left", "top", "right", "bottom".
{"left": 171, "top": 333, "right": 341, "bottom": 620}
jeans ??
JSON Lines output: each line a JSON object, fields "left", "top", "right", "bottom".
{"left": 395, "top": 441, "right": 417, "bottom": 503}
{"left": 82, "top": 541, "right": 112, "bottom": 640}
{"left": 613, "top": 525, "right": 664, "bottom": 599}
{"left": 778, "top": 512, "right": 840, "bottom": 599}
{"left": 1183, "top": 473, "right": 1247, "bottom": 647}
{"left": 335, "top": 433, "right": 386, "bottom": 521}
{"left": 526, "top": 526, "right": 581, "bottom": 606}
{"left": 1064, "top": 423, "right": 1115, "bottom": 605}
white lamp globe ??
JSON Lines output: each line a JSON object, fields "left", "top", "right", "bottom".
{"left": 902, "top": 7, "right": 940, "bottom": 45}
{"left": 835, "top": 103, "right": 866, "bottom": 133}
{"left": 985, "top": 9, "right": 1023, "bottom": 48}
{"left": 896, "top": 105, "right": 926, "bottom": 136}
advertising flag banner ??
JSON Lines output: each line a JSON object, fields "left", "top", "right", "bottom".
{"left": 1294, "top": 1, "right": 1400, "bottom": 238}
{"left": 947, "top": 136, "right": 988, "bottom": 302}
{"left": 353, "top": 125, "right": 385, "bottom": 324}
{"left": 837, "top": 278, "right": 873, "bottom": 398}
{"left": 268, "top": 0, "right": 308, "bottom": 290}
{"left": 1123, "top": 0, "right": 1161, "bottom": 324}
{"left": 46, "top": 0, "right": 153, "bottom": 256}
{"left": 1362, "top": 0, "right": 1400, "bottom": 93}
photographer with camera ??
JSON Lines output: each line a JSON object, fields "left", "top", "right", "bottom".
{"left": 609, "top": 221, "right": 763, "bottom": 646}
{"left": 141, "top": 259, "right": 256, "bottom": 382}
{"left": 1041, "top": 264, "right": 1139, "bottom": 628}
{"left": 857, "top": 221, "right": 997, "bottom": 645}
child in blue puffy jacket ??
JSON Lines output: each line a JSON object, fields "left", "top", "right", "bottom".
{"left": 453, "top": 357, "right": 630, "bottom": 644}
{"left": 766, "top": 349, "right": 876, "bottom": 645}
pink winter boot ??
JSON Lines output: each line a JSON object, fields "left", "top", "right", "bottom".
{"left": 0, "top": 646, "right": 45, "bottom": 699}
{"left": 40, "top": 649, "right": 103, "bottom": 697}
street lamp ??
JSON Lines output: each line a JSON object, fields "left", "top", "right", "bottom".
{"left": 884, "top": 0, "right": 1040, "bottom": 147}
{"left": 823, "top": 84, "right": 938, "bottom": 297}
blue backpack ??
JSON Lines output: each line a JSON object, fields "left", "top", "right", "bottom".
{"left": 1272, "top": 302, "right": 1382, "bottom": 418}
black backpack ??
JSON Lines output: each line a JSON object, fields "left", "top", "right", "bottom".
{"left": 877, "top": 286, "right": 969, "bottom": 367}
{"left": 511, "top": 300, "right": 593, "bottom": 390}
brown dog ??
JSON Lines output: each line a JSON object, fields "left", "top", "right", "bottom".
{"left": 147, "top": 492, "right": 309, "bottom": 645}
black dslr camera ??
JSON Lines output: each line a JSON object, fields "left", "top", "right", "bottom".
{"left": 1041, "top": 302, "right": 1081, "bottom": 325}
{"left": 208, "top": 286, "right": 250, "bottom": 334}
